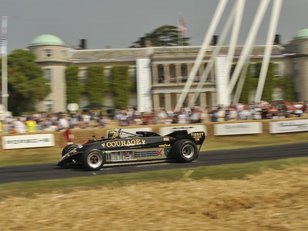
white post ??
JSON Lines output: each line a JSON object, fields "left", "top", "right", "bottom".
{"left": 190, "top": 0, "right": 245, "bottom": 105}
{"left": 1, "top": 16, "right": 8, "bottom": 111}
{"left": 224, "top": 0, "right": 245, "bottom": 82}
{"left": 255, "top": 0, "right": 283, "bottom": 103}
{"left": 227, "top": 0, "right": 270, "bottom": 97}
{"left": 174, "top": 0, "right": 228, "bottom": 112}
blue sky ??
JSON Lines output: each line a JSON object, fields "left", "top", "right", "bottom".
{"left": 0, "top": 0, "right": 307, "bottom": 52}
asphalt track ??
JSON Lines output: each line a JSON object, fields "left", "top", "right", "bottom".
{"left": 0, "top": 142, "right": 307, "bottom": 184}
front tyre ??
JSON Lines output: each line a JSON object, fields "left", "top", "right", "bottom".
{"left": 82, "top": 150, "right": 104, "bottom": 171}
{"left": 61, "top": 144, "right": 78, "bottom": 157}
{"left": 172, "top": 139, "right": 198, "bottom": 162}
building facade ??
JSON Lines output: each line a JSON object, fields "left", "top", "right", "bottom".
{"left": 27, "top": 30, "right": 308, "bottom": 113}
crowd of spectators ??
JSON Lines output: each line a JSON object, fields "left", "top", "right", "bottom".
{"left": 0, "top": 111, "right": 109, "bottom": 135}
{"left": 0, "top": 101, "right": 307, "bottom": 135}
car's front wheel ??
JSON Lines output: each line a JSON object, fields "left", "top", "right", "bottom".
{"left": 61, "top": 144, "right": 78, "bottom": 157}
{"left": 82, "top": 150, "right": 104, "bottom": 171}
{"left": 172, "top": 139, "right": 198, "bottom": 162}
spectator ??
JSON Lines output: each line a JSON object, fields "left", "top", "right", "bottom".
{"left": 0, "top": 119, "right": 2, "bottom": 133}
{"left": 119, "top": 110, "right": 129, "bottom": 126}
{"left": 229, "top": 106, "right": 238, "bottom": 120}
{"left": 58, "top": 114, "right": 69, "bottom": 130}
{"left": 177, "top": 108, "right": 188, "bottom": 124}
{"left": 156, "top": 108, "right": 168, "bottom": 124}
{"left": 25, "top": 117, "right": 37, "bottom": 132}
{"left": 217, "top": 106, "right": 225, "bottom": 122}
{"left": 14, "top": 117, "right": 26, "bottom": 133}
{"left": 210, "top": 108, "right": 218, "bottom": 122}
{"left": 294, "top": 102, "right": 303, "bottom": 117}
{"left": 190, "top": 106, "right": 202, "bottom": 123}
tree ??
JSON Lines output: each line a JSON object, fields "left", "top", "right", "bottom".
{"left": 110, "top": 66, "right": 131, "bottom": 109}
{"left": 0, "top": 49, "right": 51, "bottom": 115}
{"left": 65, "top": 66, "right": 82, "bottom": 104}
{"left": 85, "top": 65, "right": 106, "bottom": 104}
{"left": 131, "top": 25, "right": 190, "bottom": 47}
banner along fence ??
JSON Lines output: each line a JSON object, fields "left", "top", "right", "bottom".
{"left": 1, "top": 118, "right": 308, "bottom": 150}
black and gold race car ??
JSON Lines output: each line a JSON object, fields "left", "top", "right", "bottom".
{"left": 58, "top": 128, "right": 206, "bottom": 171}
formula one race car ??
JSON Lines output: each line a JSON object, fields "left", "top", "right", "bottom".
{"left": 58, "top": 128, "right": 206, "bottom": 171}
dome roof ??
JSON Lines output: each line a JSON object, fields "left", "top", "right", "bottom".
{"left": 30, "top": 34, "right": 64, "bottom": 46}
{"left": 294, "top": 29, "right": 308, "bottom": 40}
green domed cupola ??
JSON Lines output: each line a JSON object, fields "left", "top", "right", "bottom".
{"left": 294, "top": 29, "right": 308, "bottom": 40}
{"left": 30, "top": 34, "right": 64, "bottom": 46}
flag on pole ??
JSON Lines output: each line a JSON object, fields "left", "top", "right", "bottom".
{"left": 178, "top": 14, "right": 187, "bottom": 33}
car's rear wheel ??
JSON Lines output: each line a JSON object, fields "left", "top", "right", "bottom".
{"left": 172, "top": 139, "right": 198, "bottom": 162}
{"left": 82, "top": 150, "right": 104, "bottom": 171}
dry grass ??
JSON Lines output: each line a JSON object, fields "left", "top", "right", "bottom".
{"left": 1, "top": 166, "right": 308, "bottom": 231}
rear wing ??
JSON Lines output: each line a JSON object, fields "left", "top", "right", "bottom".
{"left": 166, "top": 130, "right": 206, "bottom": 146}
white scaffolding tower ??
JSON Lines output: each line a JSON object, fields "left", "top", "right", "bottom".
{"left": 174, "top": 0, "right": 283, "bottom": 111}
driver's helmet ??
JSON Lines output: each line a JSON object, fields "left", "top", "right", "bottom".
{"left": 108, "top": 129, "right": 120, "bottom": 139}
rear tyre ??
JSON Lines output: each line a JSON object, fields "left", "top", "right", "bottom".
{"left": 82, "top": 149, "right": 104, "bottom": 171}
{"left": 172, "top": 139, "right": 198, "bottom": 162}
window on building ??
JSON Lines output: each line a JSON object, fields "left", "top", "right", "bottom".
{"left": 44, "top": 49, "right": 53, "bottom": 57}
{"left": 44, "top": 100, "right": 53, "bottom": 112}
{"left": 250, "top": 63, "right": 258, "bottom": 77}
{"left": 272, "top": 87, "right": 284, "bottom": 100}
{"left": 78, "top": 68, "right": 87, "bottom": 85}
{"left": 158, "top": 64, "right": 164, "bottom": 83}
{"left": 129, "top": 66, "right": 137, "bottom": 91}
{"left": 43, "top": 68, "right": 52, "bottom": 83}
{"left": 181, "top": 64, "right": 188, "bottom": 82}
{"left": 169, "top": 64, "right": 176, "bottom": 83}
{"left": 205, "top": 63, "right": 214, "bottom": 82}
{"left": 159, "top": 94, "right": 165, "bottom": 108}
{"left": 248, "top": 89, "right": 256, "bottom": 104}
{"left": 104, "top": 67, "right": 112, "bottom": 81}
{"left": 273, "top": 63, "right": 281, "bottom": 77}
{"left": 194, "top": 69, "right": 200, "bottom": 82}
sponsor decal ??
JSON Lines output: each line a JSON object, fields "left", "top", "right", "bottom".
{"left": 156, "top": 148, "right": 164, "bottom": 156}
{"left": 135, "top": 150, "right": 160, "bottom": 158}
{"left": 191, "top": 132, "right": 204, "bottom": 141}
{"left": 105, "top": 151, "right": 135, "bottom": 162}
{"left": 159, "top": 144, "right": 170, "bottom": 148}
{"left": 163, "top": 137, "right": 170, "bottom": 142}
{"left": 102, "top": 138, "right": 146, "bottom": 148}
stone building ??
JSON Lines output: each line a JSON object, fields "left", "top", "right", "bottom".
{"left": 284, "top": 28, "right": 308, "bottom": 101}
{"left": 27, "top": 30, "right": 308, "bottom": 113}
